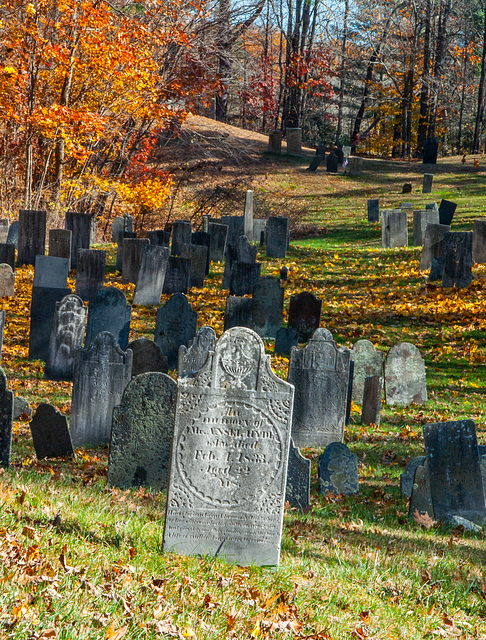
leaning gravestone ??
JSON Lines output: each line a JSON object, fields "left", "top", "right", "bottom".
{"left": 163, "top": 327, "right": 294, "bottom": 566}
{"left": 154, "top": 293, "right": 197, "bottom": 370}
{"left": 122, "top": 238, "right": 150, "bottom": 285}
{"left": 29, "top": 286, "right": 71, "bottom": 361}
{"left": 65, "top": 211, "right": 91, "bottom": 268}
{"left": 350, "top": 339, "right": 383, "bottom": 403}
{"left": 6, "top": 221, "right": 18, "bottom": 247}
{"left": 0, "top": 264, "right": 14, "bottom": 297}
{"left": 419, "top": 223, "right": 451, "bottom": 270}
{"left": 84, "top": 287, "right": 131, "bottom": 350}
{"left": 229, "top": 262, "right": 261, "bottom": 296}
{"left": 408, "top": 459, "right": 433, "bottom": 518}
{"left": 171, "top": 220, "right": 192, "bottom": 256}
{"left": 70, "top": 332, "right": 133, "bottom": 447}
{"left": 381, "top": 209, "right": 408, "bottom": 248}
{"left": 162, "top": 256, "right": 191, "bottom": 294}
{"left": 266, "top": 217, "right": 289, "bottom": 259}
{"left": 438, "top": 200, "right": 457, "bottom": 226}
{"left": 236, "top": 235, "right": 254, "bottom": 263}
{"left": 115, "top": 231, "right": 137, "bottom": 271}
{"left": 75, "top": 249, "right": 106, "bottom": 301}
{"left": 288, "top": 291, "right": 322, "bottom": 342}
{"left": 251, "top": 276, "right": 283, "bottom": 339}
{"left": 285, "top": 439, "right": 311, "bottom": 510}
{"left": 127, "top": 338, "right": 168, "bottom": 377}
{"left": 108, "top": 372, "right": 176, "bottom": 490}
{"left": 45, "top": 294, "right": 87, "bottom": 381}
{"left": 208, "top": 222, "right": 228, "bottom": 262}
{"left": 147, "top": 229, "right": 170, "bottom": 247}
{"left": 424, "top": 420, "right": 486, "bottom": 523}
{"left": 472, "top": 219, "right": 486, "bottom": 264}
{"left": 179, "top": 326, "right": 216, "bottom": 377}
{"left": 413, "top": 209, "right": 440, "bottom": 246}
{"left": 423, "top": 173, "right": 434, "bottom": 194}
{"left": 360, "top": 375, "right": 383, "bottom": 425}
{"left": 30, "top": 404, "right": 75, "bottom": 459}
{"left": 132, "top": 245, "right": 169, "bottom": 306}
{"left": 17, "top": 209, "right": 46, "bottom": 266}
{"left": 0, "top": 366, "right": 13, "bottom": 467}
{"left": 49, "top": 229, "right": 72, "bottom": 262}
{"left": 0, "top": 244, "right": 15, "bottom": 271}
{"left": 385, "top": 342, "right": 427, "bottom": 406}
{"left": 274, "top": 327, "right": 299, "bottom": 357}
{"left": 318, "top": 443, "right": 359, "bottom": 495}
{"left": 224, "top": 296, "right": 253, "bottom": 330}
{"left": 442, "top": 232, "right": 473, "bottom": 288}
{"left": 33, "top": 255, "right": 69, "bottom": 289}
{"left": 400, "top": 456, "right": 426, "bottom": 498}
{"left": 182, "top": 243, "right": 208, "bottom": 288}
{"left": 367, "top": 199, "right": 379, "bottom": 223}
{"left": 288, "top": 328, "right": 350, "bottom": 447}
{"left": 111, "top": 215, "right": 133, "bottom": 242}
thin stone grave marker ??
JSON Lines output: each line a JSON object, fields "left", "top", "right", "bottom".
{"left": 0, "top": 367, "right": 13, "bottom": 467}
{"left": 319, "top": 443, "right": 359, "bottom": 495}
{"left": 179, "top": 326, "right": 216, "bottom": 377}
{"left": 30, "top": 404, "right": 75, "bottom": 459}
{"left": 385, "top": 342, "right": 427, "bottom": 406}
{"left": 45, "top": 294, "right": 87, "bottom": 381}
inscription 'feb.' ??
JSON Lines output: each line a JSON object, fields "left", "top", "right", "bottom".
{"left": 163, "top": 327, "right": 294, "bottom": 567}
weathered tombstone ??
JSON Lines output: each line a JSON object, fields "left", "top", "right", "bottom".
{"left": 0, "top": 244, "right": 15, "bottom": 271}
{"left": 111, "top": 215, "right": 133, "bottom": 242}
{"left": 220, "top": 216, "right": 244, "bottom": 248}
{"left": 17, "top": 209, "right": 46, "bottom": 266}
{"left": 367, "top": 199, "right": 380, "bottom": 223}
{"left": 442, "top": 232, "right": 473, "bottom": 288}
{"left": 30, "top": 404, "right": 75, "bottom": 459}
{"left": 49, "top": 229, "right": 72, "bottom": 262}
{"left": 154, "top": 293, "right": 197, "bottom": 370}
{"left": 318, "top": 443, "right": 359, "bottom": 495}
{"left": 171, "top": 220, "right": 192, "bottom": 256}
{"left": 424, "top": 420, "right": 486, "bottom": 523}
{"left": 472, "top": 219, "right": 486, "bottom": 264}
{"left": 182, "top": 243, "right": 208, "bottom": 288}
{"left": 244, "top": 190, "right": 254, "bottom": 241}
{"left": 65, "top": 211, "right": 91, "bottom": 268}
{"left": 402, "top": 183, "right": 412, "bottom": 194}
{"left": 122, "top": 238, "right": 150, "bottom": 285}
{"left": 350, "top": 339, "right": 384, "bottom": 403}
{"left": 253, "top": 219, "right": 266, "bottom": 246}
{"left": 222, "top": 245, "right": 238, "bottom": 289}
{"left": 107, "top": 372, "right": 176, "bottom": 490}
{"left": 438, "top": 199, "right": 457, "bottom": 226}
{"left": 307, "top": 152, "right": 323, "bottom": 172}
{"left": 345, "top": 360, "right": 354, "bottom": 425}
{"left": 115, "top": 231, "right": 137, "bottom": 271}
{"left": 0, "top": 310, "right": 5, "bottom": 362}
{"left": 127, "top": 338, "right": 168, "bottom": 377}
{"left": 400, "top": 202, "right": 413, "bottom": 210}
{"left": 132, "top": 245, "right": 169, "bottom": 306}
{"left": 192, "top": 231, "right": 211, "bottom": 274}
{"left": 147, "top": 229, "right": 170, "bottom": 247}
{"left": 208, "top": 222, "right": 228, "bottom": 262}
{"left": 285, "top": 439, "right": 311, "bottom": 510}
{"left": 429, "top": 257, "right": 444, "bottom": 282}
{"left": 70, "top": 332, "right": 132, "bottom": 447}
{"left": 413, "top": 209, "right": 440, "bottom": 246}
{"left": 45, "top": 294, "right": 87, "bottom": 381}
{"left": 266, "top": 217, "right": 289, "bottom": 259}
{"left": 423, "top": 173, "right": 434, "bottom": 194}
{"left": 274, "top": 327, "right": 298, "bottom": 356}
{"left": 179, "top": 326, "right": 216, "bottom": 376}
{"left": 288, "top": 291, "right": 322, "bottom": 342}
{"left": 0, "top": 367, "right": 13, "bottom": 467}
{"left": 75, "top": 249, "right": 106, "bottom": 301}
{"left": 346, "top": 156, "right": 364, "bottom": 175}
{"left": 251, "top": 276, "right": 283, "bottom": 339}
{"left": 400, "top": 456, "right": 426, "bottom": 498}
{"left": 0, "top": 220, "right": 9, "bottom": 243}
{"left": 229, "top": 262, "right": 261, "bottom": 296}
{"left": 0, "top": 264, "right": 14, "bottom": 297}
{"left": 426, "top": 202, "right": 439, "bottom": 212}
{"left": 408, "top": 459, "right": 433, "bottom": 518}
{"left": 33, "top": 255, "right": 69, "bottom": 289}
{"left": 419, "top": 223, "right": 451, "bottom": 270}
{"left": 162, "top": 256, "right": 191, "bottom": 295}
{"left": 6, "top": 221, "right": 19, "bottom": 247}
{"left": 29, "top": 286, "right": 71, "bottom": 361}
{"left": 385, "top": 342, "right": 427, "bottom": 406}
{"left": 381, "top": 209, "right": 408, "bottom": 248}
{"left": 236, "top": 235, "right": 254, "bottom": 263}
{"left": 224, "top": 296, "right": 253, "bottom": 330}
{"left": 326, "top": 150, "right": 338, "bottom": 173}
{"left": 85, "top": 287, "right": 131, "bottom": 350}
{"left": 162, "top": 327, "right": 294, "bottom": 566}
{"left": 288, "top": 328, "right": 350, "bottom": 448}
{"left": 423, "top": 136, "right": 438, "bottom": 164}
{"left": 360, "top": 375, "right": 383, "bottom": 425}
{"left": 268, "top": 130, "right": 282, "bottom": 153}
{"left": 286, "top": 127, "right": 302, "bottom": 155}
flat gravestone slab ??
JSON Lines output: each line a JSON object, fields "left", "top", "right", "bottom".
{"left": 424, "top": 420, "right": 486, "bottom": 523}
{"left": 65, "top": 211, "right": 91, "bottom": 268}
{"left": 442, "top": 232, "right": 473, "bottom": 288}
{"left": 251, "top": 276, "right": 283, "bottom": 339}
{"left": 408, "top": 459, "right": 434, "bottom": 518}
{"left": 381, "top": 209, "right": 408, "bottom": 248}
{"left": 274, "top": 327, "right": 299, "bottom": 357}
{"left": 108, "top": 372, "right": 176, "bottom": 490}
{"left": 400, "top": 456, "right": 426, "bottom": 498}
{"left": 266, "top": 217, "right": 289, "bottom": 259}
{"left": 49, "top": 229, "right": 72, "bottom": 262}
{"left": 229, "top": 262, "right": 261, "bottom": 296}
{"left": 75, "top": 249, "right": 106, "bottom": 301}
{"left": 154, "top": 293, "right": 197, "bottom": 370}
{"left": 288, "top": 291, "right": 322, "bottom": 342}
{"left": 0, "top": 264, "right": 14, "bottom": 297}
{"left": 7, "top": 221, "right": 18, "bottom": 247}
{"left": 33, "top": 255, "right": 69, "bottom": 289}
{"left": 419, "top": 223, "right": 451, "bottom": 271}
{"left": 360, "top": 375, "right": 383, "bottom": 425}
{"left": 350, "top": 339, "right": 383, "bottom": 403}
{"left": 133, "top": 245, "right": 169, "bottom": 306}
{"left": 45, "top": 294, "right": 87, "bottom": 381}
{"left": 179, "top": 326, "right": 216, "bottom": 377}
{"left": 413, "top": 209, "right": 440, "bottom": 246}
{"left": 182, "top": 243, "right": 208, "bottom": 288}
{"left": 171, "top": 220, "right": 192, "bottom": 256}
{"left": 29, "top": 287, "right": 71, "bottom": 361}
{"left": 85, "top": 287, "right": 131, "bottom": 350}
{"left": 147, "top": 229, "right": 170, "bottom": 247}
{"left": 163, "top": 327, "right": 294, "bottom": 566}
{"left": 220, "top": 215, "right": 244, "bottom": 247}
{"left": 112, "top": 215, "right": 133, "bottom": 242}
{"left": 439, "top": 200, "right": 457, "bottom": 226}
{"left": 127, "top": 338, "right": 168, "bottom": 377}
{"left": 385, "top": 342, "right": 427, "bottom": 406}
{"left": 472, "top": 219, "right": 486, "bottom": 264}
{"left": 0, "top": 366, "right": 13, "bottom": 467}
{"left": 122, "top": 238, "right": 150, "bottom": 285}
{"left": 319, "top": 443, "right": 359, "bottom": 495}
{"left": 30, "top": 404, "right": 75, "bottom": 459}
{"left": 285, "top": 439, "right": 311, "bottom": 510}
{"left": 367, "top": 199, "right": 379, "bottom": 222}
{"left": 224, "top": 296, "right": 253, "bottom": 331}
{"left": 17, "top": 209, "right": 46, "bottom": 266}
{"left": 0, "top": 244, "right": 15, "bottom": 271}
{"left": 115, "top": 231, "right": 137, "bottom": 271}
{"left": 162, "top": 256, "right": 191, "bottom": 294}
{"left": 208, "top": 223, "right": 228, "bottom": 262}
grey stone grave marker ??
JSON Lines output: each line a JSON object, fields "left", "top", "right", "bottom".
{"left": 30, "top": 404, "right": 75, "bottom": 459}
{"left": 408, "top": 459, "right": 433, "bottom": 518}
{"left": 147, "top": 229, "right": 170, "bottom": 247}
{"left": 65, "top": 211, "right": 91, "bottom": 268}
{"left": 346, "top": 360, "right": 354, "bottom": 425}
{"left": 385, "top": 342, "right": 427, "bottom": 406}
{"left": 179, "top": 326, "right": 216, "bottom": 376}
{"left": 208, "top": 222, "right": 228, "bottom": 262}
{"left": 85, "top": 287, "right": 131, "bottom": 350}
{"left": 274, "top": 327, "right": 298, "bottom": 356}
{"left": 162, "top": 256, "right": 191, "bottom": 294}
{"left": 244, "top": 190, "right": 254, "bottom": 241}
{"left": 0, "top": 244, "right": 15, "bottom": 270}
{"left": 0, "top": 310, "right": 5, "bottom": 362}
{"left": 108, "top": 372, "right": 176, "bottom": 490}
{"left": 75, "top": 249, "right": 106, "bottom": 301}
{"left": 0, "top": 264, "right": 14, "bottom": 297}
{"left": 400, "top": 202, "right": 413, "bottom": 210}
{"left": 426, "top": 202, "right": 439, "bottom": 212}
{"left": 236, "top": 235, "right": 254, "bottom": 263}
{"left": 115, "top": 231, "right": 136, "bottom": 271}
{"left": 251, "top": 276, "right": 283, "bottom": 339}
{"left": 163, "top": 327, "right": 294, "bottom": 566}
{"left": 442, "top": 232, "right": 473, "bottom": 288}
{"left": 133, "top": 245, "right": 169, "bottom": 306}
{"left": 6, "top": 221, "right": 18, "bottom": 247}
{"left": 224, "top": 296, "right": 253, "bottom": 330}
{"left": 154, "top": 293, "right": 197, "bottom": 370}
{"left": 49, "top": 229, "right": 72, "bottom": 262}
{"left": 288, "top": 291, "right": 322, "bottom": 342}
{"left": 402, "top": 183, "right": 412, "bottom": 194}
{"left": 367, "top": 199, "right": 379, "bottom": 222}
{"left": 439, "top": 200, "right": 457, "bottom": 225}
{"left": 45, "top": 294, "right": 87, "bottom": 381}
{"left": 111, "top": 215, "right": 133, "bottom": 242}
{"left": 429, "top": 257, "right": 444, "bottom": 282}
{"left": 171, "top": 220, "right": 192, "bottom": 256}
{"left": 286, "top": 128, "right": 302, "bottom": 155}
{"left": 472, "top": 219, "right": 486, "bottom": 264}
{"left": 419, "top": 223, "right": 450, "bottom": 270}
{"left": 319, "top": 443, "right": 359, "bottom": 495}
{"left": 381, "top": 209, "right": 408, "bottom": 248}
{"left": 222, "top": 245, "right": 238, "bottom": 289}
{"left": 90, "top": 218, "right": 97, "bottom": 244}
{"left": 122, "top": 238, "right": 150, "bottom": 284}
{"left": 0, "top": 367, "right": 13, "bottom": 467}
{"left": 423, "top": 173, "right": 434, "bottom": 193}
{"left": 400, "top": 456, "right": 426, "bottom": 498}
{"left": 33, "top": 255, "right": 69, "bottom": 289}
{"left": 221, "top": 215, "right": 244, "bottom": 247}
{"left": 268, "top": 130, "right": 282, "bottom": 153}
{"left": 266, "top": 217, "right": 289, "bottom": 258}
{"left": 285, "top": 439, "right": 311, "bottom": 510}
{"left": 127, "top": 338, "right": 168, "bottom": 377}
{"left": 17, "top": 209, "right": 46, "bottom": 266}
{"left": 229, "top": 262, "right": 261, "bottom": 296}
{"left": 360, "top": 375, "right": 383, "bottom": 425}
{"left": 350, "top": 339, "right": 383, "bottom": 403}
{"left": 253, "top": 220, "right": 266, "bottom": 246}
{"left": 29, "top": 286, "right": 71, "bottom": 361}
{"left": 192, "top": 231, "right": 211, "bottom": 274}
{"left": 0, "top": 220, "right": 8, "bottom": 243}
{"left": 182, "top": 243, "right": 208, "bottom": 288}
{"left": 413, "top": 209, "right": 440, "bottom": 246}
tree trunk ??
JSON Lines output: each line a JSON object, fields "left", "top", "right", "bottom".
{"left": 428, "top": 0, "right": 452, "bottom": 136}
{"left": 417, "top": 0, "right": 432, "bottom": 153}
{"left": 473, "top": 7, "right": 486, "bottom": 153}
{"left": 335, "top": 0, "right": 349, "bottom": 144}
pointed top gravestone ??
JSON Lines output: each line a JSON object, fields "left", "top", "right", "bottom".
{"left": 154, "top": 293, "right": 197, "bottom": 370}
{"left": 318, "top": 443, "right": 359, "bottom": 495}
{"left": 127, "top": 338, "right": 168, "bottom": 377}
{"left": 0, "top": 366, "right": 13, "bottom": 467}
{"left": 288, "top": 291, "right": 322, "bottom": 342}
{"left": 45, "top": 294, "right": 87, "bottom": 381}
{"left": 385, "top": 342, "right": 427, "bottom": 406}
{"left": 85, "top": 287, "right": 131, "bottom": 350}
{"left": 350, "top": 339, "right": 383, "bottom": 403}
{"left": 163, "top": 327, "right": 294, "bottom": 566}
{"left": 30, "top": 404, "right": 75, "bottom": 459}
{"left": 179, "top": 326, "right": 216, "bottom": 376}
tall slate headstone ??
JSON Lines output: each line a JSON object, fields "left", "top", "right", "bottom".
{"left": 236, "top": 235, "right": 254, "bottom": 263}
{"left": 17, "top": 209, "right": 46, "bottom": 266}
{"left": 0, "top": 264, "right": 14, "bottom": 297}
{"left": 132, "top": 245, "right": 169, "bottom": 306}
{"left": 122, "top": 238, "right": 150, "bottom": 285}
{"left": 0, "top": 220, "right": 9, "bottom": 243}
{"left": 350, "top": 339, "right": 384, "bottom": 403}
{"left": 266, "top": 217, "right": 289, "bottom": 259}
{"left": 442, "top": 232, "right": 473, "bottom": 288}
{"left": 360, "top": 375, "right": 383, "bottom": 425}
{"left": 179, "top": 326, "right": 216, "bottom": 377}
{"left": 154, "top": 293, "right": 197, "bottom": 370}
{"left": 0, "top": 366, "right": 13, "bottom": 467}
{"left": 208, "top": 222, "right": 228, "bottom": 262}
{"left": 318, "top": 443, "right": 359, "bottom": 495}
{"left": 171, "top": 220, "right": 192, "bottom": 256}
{"left": 367, "top": 199, "right": 380, "bottom": 222}
{"left": 127, "top": 338, "right": 168, "bottom": 377}
{"left": 288, "top": 291, "right": 322, "bottom": 342}
{"left": 33, "top": 255, "right": 69, "bottom": 289}
{"left": 229, "top": 262, "right": 261, "bottom": 296}
{"left": 472, "top": 219, "right": 486, "bottom": 264}
{"left": 182, "top": 243, "right": 208, "bottom": 288}
{"left": 70, "top": 332, "right": 132, "bottom": 447}
{"left": 49, "top": 229, "right": 72, "bottom": 262}
{"left": 6, "top": 221, "right": 18, "bottom": 247}
{"left": 75, "top": 249, "right": 106, "bottom": 301}
{"left": 422, "top": 173, "right": 434, "bottom": 194}
{"left": 29, "top": 286, "right": 71, "bottom": 361}
{"left": 162, "top": 256, "right": 191, "bottom": 294}
{"left": 381, "top": 209, "right": 408, "bottom": 248}
{"left": 413, "top": 209, "right": 440, "bottom": 246}
{"left": 222, "top": 245, "right": 238, "bottom": 289}
{"left": 244, "top": 190, "right": 254, "bottom": 241}
{"left": 108, "top": 372, "right": 176, "bottom": 490}
{"left": 438, "top": 200, "right": 457, "bottom": 226}
{"left": 147, "top": 229, "right": 170, "bottom": 247}
{"left": 85, "top": 287, "right": 131, "bottom": 350}
{"left": 288, "top": 328, "right": 350, "bottom": 448}
{"left": 419, "top": 223, "right": 450, "bottom": 270}
{"left": 221, "top": 215, "right": 244, "bottom": 247}
{"left": 285, "top": 440, "right": 311, "bottom": 510}
{"left": 65, "top": 211, "right": 91, "bottom": 268}
{"left": 400, "top": 456, "right": 426, "bottom": 498}
{"left": 274, "top": 327, "right": 299, "bottom": 357}
{"left": 251, "top": 276, "right": 284, "bottom": 339}
{"left": 112, "top": 215, "right": 133, "bottom": 242}
{"left": 116, "top": 231, "right": 137, "bottom": 271}
{"left": 163, "top": 327, "right": 294, "bottom": 566}
{"left": 224, "top": 296, "right": 253, "bottom": 331}
{"left": 45, "top": 294, "right": 87, "bottom": 381}
{"left": 30, "top": 404, "right": 75, "bottom": 459}
{"left": 385, "top": 342, "right": 427, "bottom": 406}
{"left": 192, "top": 231, "right": 211, "bottom": 274}
{"left": 0, "top": 244, "right": 15, "bottom": 271}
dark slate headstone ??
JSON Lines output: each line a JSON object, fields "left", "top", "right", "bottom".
{"left": 224, "top": 296, "right": 253, "bottom": 331}
{"left": 367, "top": 199, "right": 379, "bottom": 223}
{"left": 179, "top": 326, "right": 216, "bottom": 376}
{"left": 442, "top": 232, "right": 473, "bottom": 288}
{"left": 400, "top": 456, "right": 426, "bottom": 498}
{"left": 147, "top": 229, "right": 170, "bottom": 247}
{"left": 288, "top": 291, "right": 322, "bottom": 342}
{"left": 220, "top": 215, "right": 244, "bottom": 247}
{"left": 182, "top": 243, "right": 208, "bottom": 288}
{"left": 108, "top": 372, "right": 176, "bottom": 490}
{"left": 45, "top": 294, "right": 87, "bottom": 381}
{"left": 163, "top": 327, "right": 294, "bottom": 566}
{"left": 424, "top": 420, "right": 486, "bottom": 523}
{"left": 127, "top": 338, "right": 168, "bottom": 377}
{"left": 115, "top": 231, "right": 137, "bottom": 271}
{"left": 154, "top": 293, "right": 197, "bottom": 370}
{"left": 274, "top": 327, "right": 298, "bottom": 356}
{"left": 192, "top": 231, "right": 211, "bottom": 274}
{"left": 29, "top": 287, "right": 71, "bottom": 361}
{"left": 132, "top": 245, "right": 169, "bottom": 306}
{"left": 280, "top": 266, "right": 288, "bottom": 282}
{"left": 30, "top": 404, "right": 75, "bottom": 459}
{"left": 85, "top": 287, "right": 131, "bottom": 350}
{"left": 345, "top": 360, "right": 354, "bottom": 425}
{"left": 229, "top": 262, "right": 261, "bottom": 296}
{"left": 171, "top": 220, "right": 192, "bottom": 256}
{"left": 326, "top": 151, "right": 338, "bottom": 173}
{"left": 75, "top": 249, "right": 106, "bottom": 301}
{"left": 385, "top": 342, "right": 427, "bottom": 406}
{"left": 6, "top": 221, "right": 18, "bottom": 247}
{"left": 0, "top": 310, "right": 5, "bottom": 362}
{"left": 285, "top": 439, "right": 311, "bottom": 510}
{"left": 17, "top": 209, "right": 46, "bottom": 266}
{"left": 236, "top": 235, "right": 253, "bottom": 263}
{"left": 318, "top": 443, "right": 359, "bottom": 495}
{"left": 49, "top": 229, "right": 72, "bottom": 262}
{"left": 408, "top": 459, "right": 433, "bottom": 518}
{"left": 429, "top": 257, "right": 444, "bottom": 282}
{"left": 439, "top": 200, "right": 457, "bottom": 226}
{"left": 266, "top": 217, "right": 289, "bottom": 259}
{"left": 402, "top": 183, "right": 412, "bottom": 194}
{"left": 251, "top": 276, "right": 283, "bottom": 339}
{"left": 0, "top": 244, "right": 15, "bottom": 271}
{"left": 33, "top": 255, "right": 69, "bottom": 289}
{"left": 0, "top": 367, "right": 13, "bottom": 467}
{"left": 222, "top": 245, "right": 238, "bottom": 289}
{"left": 472, "top": 219, "right": 486, "bottom": 264}
{"left": 70, "top": 332, "right": 132, "bottom": 447}
{"left": 350, "top": 339, "right": 384, "bottom": 403}
{"left": 423, "top": 137, "right": 438, "bottom": 164}
{"left": 0, "top": 264, "right": 14, "bottom": 297}
{"left": 288, "top": 328, "right": 350, "bottom": 447}
{"left": 413, "top": 209, "right": 440, "bottom": 246}
{"left": 208, "top": 222, "right": 228, "bottom": 262}
{"left": 65, "top": 211, "right": 91, "bottom": 268}
{"left": 307, "top": 154, "right": 323, "bottom": 172}
{"left": 253, "top": 219, "right": 266, "bottom": 247}
{"left": 419, "top": 223, "right": 451, "bottom": 270}
{"left": 360, "top": 375, "right": 383, "bottom": 425}
{"left": 162, "top": 256, "right": 191, "bottom": 294}
{"left": 381, "top": 209, "right": 408, "bottom": 248}
{"left": 423, "top": 173, "right": 434, "bottom": 194}
{"left": 112, "top": 215, "right": 133, "bottom": 242}
{"left": 122, "top": 238, "right": 150, "bottom": 285}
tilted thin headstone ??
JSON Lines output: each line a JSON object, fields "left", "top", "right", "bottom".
{"left": 438, "top": 200, "right": 457, "bottom": 226}
{"left": 0, "top": 366, "right": 13, "bottom": 467}
{"left": 224, "top": 296, "right": 253, "bottom": 331}
{"left": 122, "top": 238, "right": 150, "bottom": 285}
{"left": 49, "top": 229, "right": 72, "bottom": 262}
{"left": 162, "top": 256, "right": 191, "bottom": 294}
{"left": 0, "top": 264, "right": 14, "bottom": 298}
{"left": 360, "top": 375, "right": 383, "bottom": 425}
{"left": 350, "top": 339, "right": 383, "bottom": 403}
{"left": 381, "top": 209, "right": 408, "bottom": 248}
{"left": 30, "top": 404, "right": 75, "bottom": 459}
{"left": 17, "top": 209, "right": 46, "bottom": 266}
{"left": 208, "top": 222, "right": 228, "bottom": 262}
{"left": 154, "top": 293, "right": 197, "bottom": 370}
{"left": 285, "top": 439, "right": 311, "bottom": 510}
{"left": 288, "top": 291, "right": 322, "bottom": 342}
{"left": 319, "top": 443, "right": 358, "bottom": 495}
{"left": 85, "top": 287, "right": 131, "bottom": 350}
{"left": 75, "top": 249, "right": 106, "bottom": 301}
{"left": 251, "top": 276, "right": 283, "bottom": 339}
{"left": 132, "top": 245, "right": 169, "bottom": 306}
{"left": 419, "top": 223, "right": 450, "bottom": 270}
{"left": 413, "top": 209, "right": 440, "bottom": 246}
{"left": 45, "top": 294, "right": 87, "bottom": 381}
{"left": 472, "top": 219, "right": 486, "bottom": 264}
{"left": 385, "top": 342, "right": 427, "bottom": 406}
{"left": 179, "top": 326, "right": 216, "bottom": 377}
{"left": 400, "top": 456, "right": 426, "bottom": 498}
{"left": 65, "top": 211, "right": 91, "bottom": 268}
{"left": 442, "top": 232, "right": 473, "bottom": 288}
{"left": 127, "top": 338, "right": 168, "bottom": 377}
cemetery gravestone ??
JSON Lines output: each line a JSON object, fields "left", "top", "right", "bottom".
{"left": 111, "top": 215, "right": 133, "bottom": 242}
{"left": 229, "top": 262, "right": 261, "bottom": 296}
{"left": 222, "top": 245, "right": 238, "bottom": 290}
{"left": 472, "top": 219, "right": 486, "bottom": 264}
{"left": 179, "top": 326, "right": 216, "bottom": 376}
{"left": 367, "top": 199, "right": 380, "bottom": 223}
{"left": 30, "top": 404, "right": 75, "bottom": 459}
{"left": 402, "top": 183, "right": 412, "bottom": 194}
{"left": 385, "top": 342, "right": 427, "bottom": 406}
{"left": 17, "top": 209, "right": 46, "bottom": 266}
{"left": 236, "top": 235, "right": 254, "bottom": 263}
{"left": 122, "top": 238, "right": 150, "bottom": 284}
{"left": 318, "top": 443, "right": 359, "bottom": 495}
{"left": 442, "top": 232, "right": 473, "bottom": 288}
{"left": 108, "top": 372, "right": 176, "bottom": 490}
{"left": 419, "top": 223, "right": 451, "bottom": 270}
{"left": 85, "top": 287, "right": 131, "bottom": 350}
{"left": 162, "top": 256, "right": 191, "bottom": 294}
{"left": 268, "top": 130, "right": 282, "bottom": 153}
{"left": 208, "top": 222, "right": 228, "bottom": 262}
{"left": 224, "top": 296, "right": 253, "bottom": 331}
{"left": 182, "top": 243, "right": 208, "bottom": 288}
{"left": 423, "top": 173, "right": 434, "bottom": 193}
{"left": 147, "top": 229, "right": 170, "bottom": 247}
{"left": 251, "top": 276, "right": 284, "bottom": 339}
{"left": 346, "top": 156, "right": 364, "bottom": 175}
{"left": 132, "top": 245, "right": 169, "bottom": 306}
{"left": 439, "top": 200, "right": 457, "bottom": 225}
{"left": 7, "top": 221, "right": 18, "bottom": 247}
{"left": 192, "top": 231, "right": 211, "bottom": 274}
{"left": 0, "top": 311, "right": 5, "bottom": 362}
{"left": 49, "top": 229, "right": 72, "bottom": 262}
{"left": 400, "top": 456, "right": 426, "bottom": 498}
{"left": 154, "top": 293, "right": 197, "bottom": 370}
{"left": 29, "top": 286, "right": 71, "bottom": 361}
{"left": 45, "top": 294, "right": 87, "bottom": 381}
{"left": 33, "top": 255, "right": 69, "bottom": 289}
{"left": 253, "top": 219, "right": 266, "bottom": 246}
{"left": 127, "top": 338, "right": 168, "bottom": 377}
{"left": 413, "top": 209, "right": 440, "bottom": 246}
{"left": 381, "top": 209, "right": 408, "bottom": 248}
{"left": 400, "top": 203, "right": 413, "bottom": 210}
{"left": 423, "top": 136, "right": 438, "bottom": 164}
{"left": 285, "top": 440, "right": 311, "bottom": 510}
{"left": 75, "top": 249, "right": 106, "bottom": 301}
{"left": 274, "top": 327, "right": 299, "bottom": 357}
{"left": 350, "top": 339, "right": 384, "bottom": 403}
{"left": 220, "top": 216, "right": 244, "bottom": 247}
{"left": 244, "top": 190, "right": 254, "bottom": 241}
{"left": 0, "top": 264, "right": 14, "bottom": 297}
{"left": 0, "top": 367, "right": 13, "bottom": 467}
{"left": 115, "top": 231, "right": 136, "bottom": 271}
{"left": 65, "top": 211, "right": 91, "bottom": 268}
{"left": 286, "top": 127, "right": 302, "bottom": 155}
{"left": 288, "top": 291, "right": 322, "bottom": 342}
{"left": 0, "top": 244, "right": 15, "bottom": 271}
{"left": 0, "top": 220, "right": 8, "bottom": 243}
{"left": 171, "top": 220, "right": 192, "bottom": 256}
{"left": 345, "top": 360, "right": 354, "bottom": 425}
{"left": 266, "top": 217, "right": 289, "bottom": 259}
{"left": 360, "top": 376, "right": 383, "bottom": 426}
{"left": 70, "top": 332, "right": 133, "bottom": 447}
{"left": 408, "top": 459, "right": 433, "bottom": 518}
{"left": 429, "top": 257, "right": 444, "bottom": 282}
{"left": 162, "top": 327, "right": 294, "bottom": 566}
{"left": 288, "top": 328, "right": 350, "bottom": 448}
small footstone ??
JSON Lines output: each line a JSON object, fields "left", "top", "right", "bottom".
{"left": 179, "top": 326, "right": 216, "bottom": 377}
{"left": 318, "top": 442, "right": 359, "bottom": 496}
{"left": 274, "top": 327, "right": 298, "bottom": 357}
{"left": 127, "top": 338, "right": 168, "bottom": 377}
{"left": 400, "top": 456, "right": 426, "bottom": 498}
{"left": 13, "top": 396, "right": 32, "bottom": 419}
{"left": 30, "top": 404, "right": 75, "bottom": 459}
